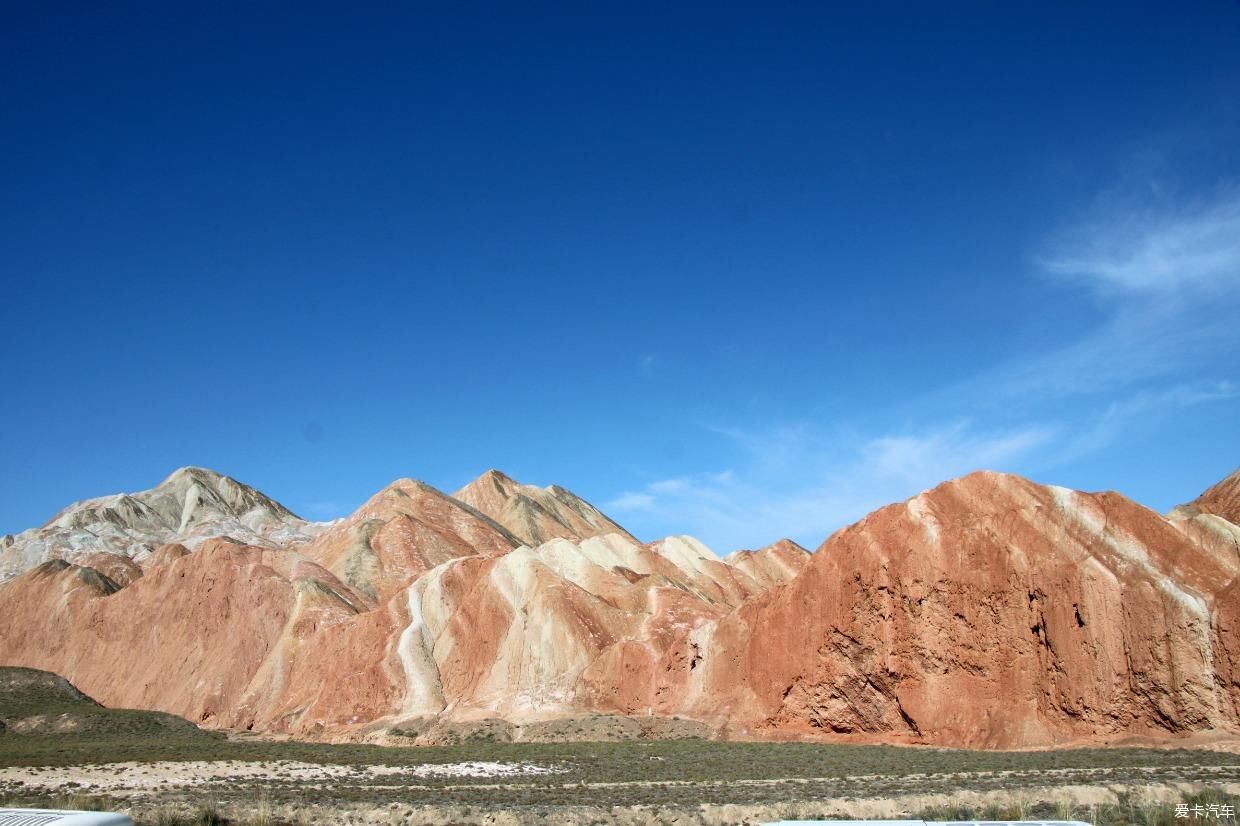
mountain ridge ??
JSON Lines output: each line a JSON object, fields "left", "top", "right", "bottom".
{"left": 0, "top": 464, "right": 1235, "bottom": 749}
{"left": 453, "top": 469, "right": 638, "bottom": 547}
{"left": 0, "top": 466, "right": 324, "bottom": 581}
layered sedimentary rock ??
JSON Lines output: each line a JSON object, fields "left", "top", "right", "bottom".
{"left": 0, "top": 467, "right": 323, "bottom": 581}
{"left": 0, "top": 540, "right": 368, "bottom": 729}
{"left": 453, "top": 469, "right": 636, "bottom": 546}
{"left": 296, "top": 478, "right": 521, "bottom": 605}
{"left": 691, "top": 471, "right": 1240, "bottom": 748}
{"left": 0, "top": 524, "right": 754, "bottom": 734}
{"left": 724, "top": 539, "right": 811, "bottom": 589}
{"left": 0, "top": 465, "right": 1236, "bottom": 749}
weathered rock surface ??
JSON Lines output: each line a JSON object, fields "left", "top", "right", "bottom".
{"left": 691, "top": 471, "right": 1240, "bottom": 748}
{"left": 142, "top": 542, "right": 191, "bottom": 570}
{"left": 0, "top": 466, "right": 1236, "bottom": 749}
{"left": 0, "top": 467, "right": 325, "bottom": 581}
{"left": 0, "top": 540, "right": 369, "bottom": 729}
{"left": 296, "top": 478, "right": 521, "bottom": 605}
{"left": 0, "top": 510, "right": 763, "bottom": 735}
{"left": 453, "top": 470, "right": 637, "bottom": 546}
{"left": 724, "top": 539, "right": 811, "bottom": 589}
{"left": 79, "top": 551, "right": 144, "bottom": 588}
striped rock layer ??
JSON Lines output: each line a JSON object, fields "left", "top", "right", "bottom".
{"left": 0, "top": 467, "right": 1236, "bottom": 749}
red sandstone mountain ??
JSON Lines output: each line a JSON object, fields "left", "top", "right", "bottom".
{"left": 0, "top": 466, "right": 1236, "bottom": 749}
{"left": 0, "top": 510, "right": 760, "bottom": 733}
{"left": 690, "top": 471, "right": 1240, "bottom": 747}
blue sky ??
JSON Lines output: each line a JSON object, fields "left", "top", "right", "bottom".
{"left": 2, "top": 2, "right": 1239, "bottom": 552}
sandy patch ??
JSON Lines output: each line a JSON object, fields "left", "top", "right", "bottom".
{"left": 0, "top": 759, "right": 566, "bottom": 791}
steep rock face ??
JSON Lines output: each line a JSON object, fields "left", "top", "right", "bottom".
{"left": 296, "top": 479, "right": 521, "bottom": 605}
{"left": 0, "top": 467, "right": 323, "bottom": 581}
{"left": 453, "top": 470, "right": 637, "bottom": 546}
{"left": 1171, "top": 468, "right": 1240, "bottom": 526}
{"left": 694, "top": 472, "right": 1240, "bottom": 748}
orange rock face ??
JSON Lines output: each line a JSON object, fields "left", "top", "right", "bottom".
{"left": 79, "top": 552, "right": 143, "bottom": 588}
{"left": 691, "top": 472, "right": 1240, "bottom": 748}
{"left": 0, "top": 467, "right": 1236, "bottom": 749}
{"left": 0, "top": 540, "right": 367, "bottom": 728}
{"left": 142, "top": 543, "right": 191, "bottom": 570}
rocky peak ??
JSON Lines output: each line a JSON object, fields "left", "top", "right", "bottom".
{"left": 1, "top": 467, "right": 320, "bottom": 582}
{"left": 453, "top": 470, "right": 636, "bottom": 547}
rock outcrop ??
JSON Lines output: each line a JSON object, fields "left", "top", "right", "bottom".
{"left": 691, "top": 471, "right": 1240, "bottom": 748}
{"left": 0, "top": 467, "right": 324, "bottom": 581}
{"left": 0, "top": 524, "right": 754, "bottom": 734}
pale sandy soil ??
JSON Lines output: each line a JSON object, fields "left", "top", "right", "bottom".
{"left": 4, "top": 759, "right": 1235, "bottom": 797}
{"left": 0, "top": 759, "right": 566, "bottom": 791}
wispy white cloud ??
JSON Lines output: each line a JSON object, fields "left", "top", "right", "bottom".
{"left": 1040, "top": 192, "right": 1240, "bottom": 296}
{"left": 1057, "top": 380, "right": 1240, "bottom": 462}
{"left": 954, "top": 189, "right": 1240, "bottom": 403}
{"left": 606, "top": 491, "right": 656, "bottom": 511}
{"left": 862, "top": 423, "right": 1054, "bottom": 488}
{"left": 608, "top": 185, "right": 1240, "bottom": 554}
{"left": 608, "top": 420, "right": 1055, "bottom": 552}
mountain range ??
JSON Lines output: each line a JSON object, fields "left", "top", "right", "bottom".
{"left": 0, "top": 463, "right": 1236, "bottom": 749}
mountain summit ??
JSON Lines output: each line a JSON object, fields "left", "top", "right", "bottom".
{"left": 452, "top": 469, "right": 637, "bottom": 547}
{"left": 0, "top": 466, "right": 317, "bottom": 580}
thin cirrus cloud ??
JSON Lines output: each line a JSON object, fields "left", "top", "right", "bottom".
{"left": 607, "top": 187, "right": 1240, "bottom": 553}
{"left": 1039, "top": 191, "right": 1240, "bottom": 296}
{"left": 607, "top": 421, "right": 1056, "bottom": 552}
{"left": 977, "top": 187, "right": 1240, "bottom": 403}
